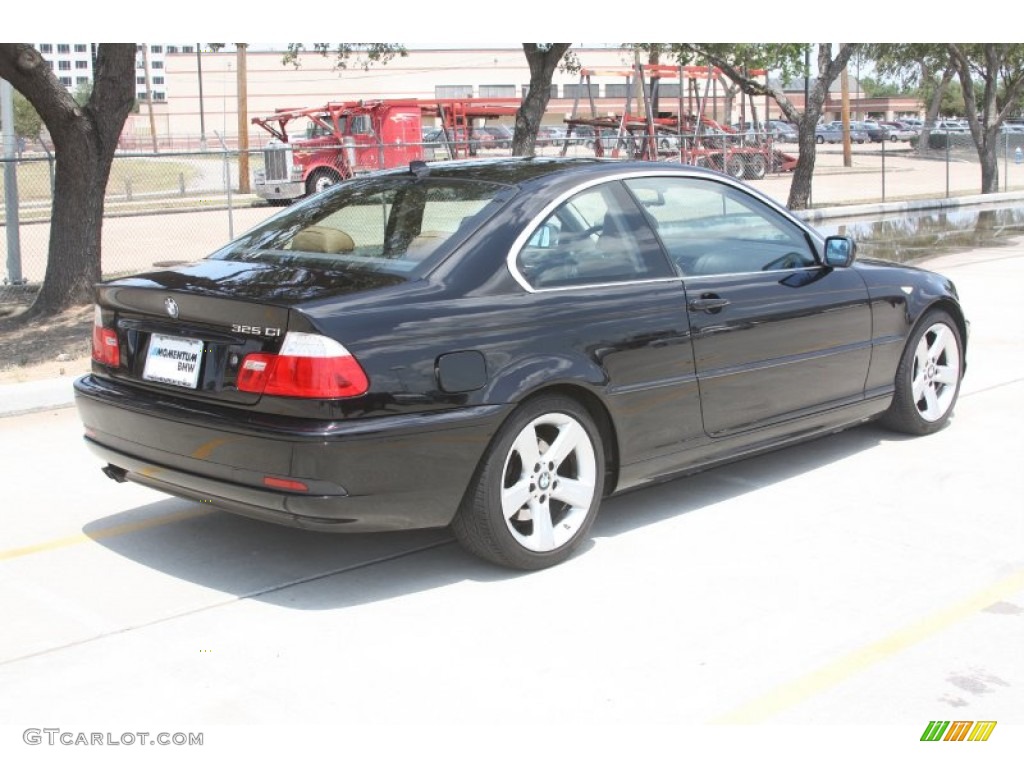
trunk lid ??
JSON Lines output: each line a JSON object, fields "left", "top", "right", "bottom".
{"left": 95, "top": 259, "right": 401, "bottom": 404}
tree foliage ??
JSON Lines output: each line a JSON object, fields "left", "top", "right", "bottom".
{"left": 282, "top": 43, "right": 407, "bottom": 70}
{"left": 12, "top": 89, "right": 43, "bottom": 139}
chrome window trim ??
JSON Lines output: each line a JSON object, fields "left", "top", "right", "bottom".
{"left": 506, "top": 168, "right": 819, "bottom": 293}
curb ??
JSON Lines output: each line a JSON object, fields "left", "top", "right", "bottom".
{"left": 0, "top": 376, "right": 78, "bottom": 418}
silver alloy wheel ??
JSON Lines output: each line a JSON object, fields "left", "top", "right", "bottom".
{"left": 500, "top": 412, "right": 597, "bottom": 552}
{"left": 912, "top": 321, "right": 961, "bottom": 422}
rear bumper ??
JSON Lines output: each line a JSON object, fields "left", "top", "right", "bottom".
{"left": 75, "top": 375, "right": 510, "bottom": 532}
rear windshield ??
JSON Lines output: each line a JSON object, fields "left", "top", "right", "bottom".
{"left": 209, "top": 176, "right": 513, "bottom": 276}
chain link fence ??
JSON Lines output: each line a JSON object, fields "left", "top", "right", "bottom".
{"left": 4, "top": 133, "right": 1024, "bottom": 306}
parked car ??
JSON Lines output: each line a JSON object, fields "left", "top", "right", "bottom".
{"left": 75, "top": 157, "right": 967, "bottom": 570}
{"left": 852, "top": 120, "right": 886, "bottom": 142}
{"left": 537, "top": 125, "right": 569, "bottom": 146}
{"left": 767, "top": 120, "right": 799, "bottom": 142}
{"left": 733, "top": 120, "right": 798, "bottom": 143}
{"left": 815, "top": 123, "right": 869, "bottom": 144}
{"left": 475, "top": 124, "right": 514, "bottom": 149}
{"left": 931, "top": 120, "right": 970, "bottom": 134}
{"left": 880, "top": 121, "right": 918, "bottom": 141}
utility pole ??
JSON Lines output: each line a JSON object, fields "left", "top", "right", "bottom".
{"left": 841, "top": 64, "right": 852, "bottom": 167}
{"left": 1, "top": 78, "right": 22, "bottom": 284}
{"left": 235, "top": 43, "right": 250, "bottom": 194}
{"left": 197, "top": 44, "right": 207, "bottom": 150}
{"left": 141, "top": 44, "right": 159, "bottom": 153}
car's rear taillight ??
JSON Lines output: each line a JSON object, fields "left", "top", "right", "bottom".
{"left": 91, "top": 305, "right": 120, "bottom": 367}
{"left": 236, "top": 332, "right": 369, "bottom": 398}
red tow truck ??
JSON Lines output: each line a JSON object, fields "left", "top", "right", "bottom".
{"left": 252, "top": 98, "right": 519, "bottom": 203}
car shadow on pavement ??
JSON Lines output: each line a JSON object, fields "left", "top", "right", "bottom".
{"left": 82, "top": 422, "right": 893, "bottom": 611}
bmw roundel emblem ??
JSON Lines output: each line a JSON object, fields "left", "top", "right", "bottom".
{"left": 164, "top": 297, "right": 179, "bottom": 319}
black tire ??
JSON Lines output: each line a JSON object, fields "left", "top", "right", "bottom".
{"left": 744, "top": 153, "right": 767, "bottom": 179}
{"left": 451, "top": 395, "right": 606, "bottom": 570}
{"left": 880, "top": 309, "right": 964, "bottom": 436}
{"left": 305, "top": 168, "right": 341, "bottom": 197}
{"left": 816, "top": 135, "right": 824, "bottom": 144}
{"left": 725, "top": 154, "right": 746, "bottom": 178}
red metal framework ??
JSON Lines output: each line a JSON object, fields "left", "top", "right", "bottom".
{"left": 560, "top": 64, "right": 797, "bottom": 179}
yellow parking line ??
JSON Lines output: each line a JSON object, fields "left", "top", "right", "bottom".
{"left": 0, "top": 508, "right": 212, "bottom": 562}
{"left": 713, "top": 568, "right": 1024, "bottom": 724}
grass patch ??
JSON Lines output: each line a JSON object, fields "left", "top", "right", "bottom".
{"left": 0, "top": 157, "right": 201, "bottom": 205}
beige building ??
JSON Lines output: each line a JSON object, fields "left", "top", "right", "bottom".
{"left": 123, "top": 47, "right": 768, "bottom": 147}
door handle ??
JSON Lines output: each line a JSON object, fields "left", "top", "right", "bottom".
{"left": 688, "top": 294, "right": 730, "bottom": 313}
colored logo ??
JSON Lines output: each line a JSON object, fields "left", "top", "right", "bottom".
{"left": 921, "top": 721, "right": 997, "bottom": 741}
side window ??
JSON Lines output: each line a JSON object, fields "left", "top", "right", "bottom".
{"left": 624, "top": 177, "right": 817, "bottom": 276}
{"left": 517, "top": 181, "right": 673, "bottom": 289}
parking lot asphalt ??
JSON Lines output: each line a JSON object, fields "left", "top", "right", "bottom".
{"left": 1, "top": 219, "right": 1022, "bottom": 765}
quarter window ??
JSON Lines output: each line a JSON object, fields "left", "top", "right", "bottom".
{"left": 623, "top": 177, "right": 817, "bottom": 276}
{"left": 517, "top": 181, "right": 674, "bottom": 289}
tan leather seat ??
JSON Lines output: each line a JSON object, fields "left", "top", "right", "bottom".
{"left": 291, "top": 226, "right": 355, "bottom": 254}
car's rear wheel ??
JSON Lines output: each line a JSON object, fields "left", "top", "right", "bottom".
{"left": 816, "top": 135, "right": 824, "bottom": 144}
{"left": 880, "top": 309, "right": 963, "bottom": 435}
{"left": 452, "top": 396, "right": 605, "bottom": 570}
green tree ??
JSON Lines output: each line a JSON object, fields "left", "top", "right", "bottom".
{"left": 869, "top": 43, "right": 1024, "bottom": 192}
{"left": 0, "top": 43, "right": 136, "bottom": 320}
{"left": 947, "top": 43, "right": 1024, "bottom": 192}
{"left": 71, "top": 79, "right": 92, "bottom": 107}
{"left": 282, "top": 43, "right": 407, "bottom": 70}
{"left": 674, "top": 43, "right": 858, "bottom": 210}
{"left": 865, "top": 44, "right": 956, "bottom": 154}
{"left": 12, "top": 89, "right": 43, "bottom": 142}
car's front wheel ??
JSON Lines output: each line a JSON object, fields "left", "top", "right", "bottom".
{"left": 880, "top": 309, "right": 963, "bottom": 435}
{"left": 452, "top": 396, "right": 605, "bottom": 570}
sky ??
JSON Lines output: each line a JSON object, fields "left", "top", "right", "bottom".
{"left": 5, "top": 5, "right": 1007, "bottom": 47}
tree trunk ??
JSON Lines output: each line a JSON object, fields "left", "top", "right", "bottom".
{"left": 788, "top": 114, "right": 819, "bottom": 209}
{"left": 513, "top": 44, "right": 571, "bottom": 156}
{"left": 918, "top": 63, "right": 954, "bottom": 155}
{"left": 0, "top": 43, "right": 136, "bottom": 320}
{"left": 979, "top": 131, "right": 1000, "bottom": 193}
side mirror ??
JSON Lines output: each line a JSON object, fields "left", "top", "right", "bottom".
{"left": 823, "top": 236, "right": 857, "bottom": 268}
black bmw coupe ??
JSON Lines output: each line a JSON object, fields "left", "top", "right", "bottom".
{"left": 75, "top": 157, "right": 967, "bottom": 569}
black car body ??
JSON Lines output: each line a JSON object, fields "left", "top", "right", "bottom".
{"left": 75, "top": 157, "right": 967, "bottom": 569}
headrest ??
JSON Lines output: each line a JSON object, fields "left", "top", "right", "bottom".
{"left": 292, "top": 226, "right": 355, "bottom": 253}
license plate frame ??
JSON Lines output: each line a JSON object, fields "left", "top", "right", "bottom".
{"left": 143, "top": 333, "right": 204, "bottom": 389}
